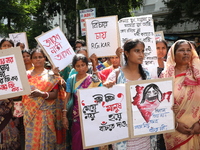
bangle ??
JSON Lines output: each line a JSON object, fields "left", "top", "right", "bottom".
{"left": 45, "top": 92, "right": 49, "bottom": 99}
{"left": 62, "top": 109, "right": 68, "bottom": 112}
{"left": 175, "top": 122, "right": 179, "bottom": 129}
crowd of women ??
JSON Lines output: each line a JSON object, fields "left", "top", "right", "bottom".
{"left": 0, "top": 37, "right": 199, "bottom": 150}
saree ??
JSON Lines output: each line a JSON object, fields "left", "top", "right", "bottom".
{"left": 66, "top": 74, "right": 102, "bottom": 150}
{"left": 160, "top": 40, "right": 200, "bottom": 150}
{"left": 22, "top": 69, "right": 66, "bottom": 150}
{"left": 0, "top": 99, "right": 20, "bottom": 150}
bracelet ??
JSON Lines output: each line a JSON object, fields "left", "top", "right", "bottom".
{"left": 62, "top": 109, "right": 68, "bottom": 112}
{"left": 45, "top": 92, "right": 49, "bottom": 99}
{"left": 175, "top": 122, "right": 179, "bottom": 129}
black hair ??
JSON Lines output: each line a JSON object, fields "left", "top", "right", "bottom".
{"left": 141, "top": 84, "right": 162, "bottom": 104}
{"left": 189, "top": 41, "right": 197, "bottom": 49}
{"left": 30, "top": 48, "right": 46, "bottom": 59}
{"left": 75, "top": 39, "right": 85, "bottom": 46}
{"left": 72, "top": 54, "right": 88, "bottom": 68}
{"left": 22, "top": 49, "right": 31, "bottom": 55}
{"left": 0, "top": 38, "right": 14, "bottom": 47}
{"left": 16, "top": 42, "right": 25, "bottom": 47}
{"left": 123, "top": 39, "right": 146, "bottom": 80}
{"left": 174, "top": 39, "right": 191, "bottom": 54}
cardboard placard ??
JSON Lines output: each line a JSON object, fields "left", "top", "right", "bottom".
{"left": 0, "top": 47, "right": 31, "bottom": 99}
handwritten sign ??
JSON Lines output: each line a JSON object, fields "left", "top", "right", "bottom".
{"left": 78, "top": 84, "right": 129, "bottom": 149}
{"left": 80, "top": 8, "right": 96, "bottom": 36}
{"left": 0, "top": 47, "right": 31, "bottom": 99}
{"left": 35, "top": 27, "right": 75, "bottom": 70}
{"left": 118, "top": 15, "right": 157, "bottom": 66}
{"left": 126, "top": 77, "right": 175, "bottom": 137}
{"left": 85, "top": 15, "right": 120, "bottom": 57}
{"left": 9, "top": 32, "right": 29, "bottom": 49}
{"left": 155, "top": 31, "right": 164, "bottom": 41}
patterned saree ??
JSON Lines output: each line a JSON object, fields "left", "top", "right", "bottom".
{"left": 22, "top": 70, "right": 66, "bottom": 150}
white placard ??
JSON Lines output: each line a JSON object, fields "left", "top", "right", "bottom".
{"left": 9, "top": 32, "right": 29, "bottom": 49}
{"left": 118, "top": 15, "right": 157, "bottom": 66}
{"left": 80, "top": 8, "right": 96, "bottom": 36}
{"left": 35, "top": 27, "right": 75, "bottom": 71}
{"left": 78, "top": 84, "right": 129, "bottom": 149}
{"left": 85, "top": 15, "right": 120, "bottom": 57}
{"left": 0, "top": 47, "right": 31, "bottom": 99}
{"left": 126, "top": 78, "right": 175, "bottom": 137}
{"left": 155, "top": 31, "right": 164, "bottom": 41}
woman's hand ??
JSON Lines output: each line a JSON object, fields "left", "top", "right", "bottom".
{"left": 62, "top": 117, "right": 69, "bottom": 130}
{"left": 30, "top": 89, "right": 44, "bottom": 98}
{"left": 52, "top": 67, "right": 60, "bottom": 76}
{"left": 172, "top": 103, "right": 179, "bottom": 115}
{"left": 116, "top": 47, "right": 123, "bottom": 57}
{"left": 176, "top": 122, "right": 192, "bottom": 135}
{"left": 190, "top": 121, "right": 200, "bottom": 134}
{"left": 103, "top": 80, "right": 116, "bottom": 88}
{"left": 90, "top": 53, "right": 98, "bottom": 67}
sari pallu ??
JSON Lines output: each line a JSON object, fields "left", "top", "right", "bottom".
{"left": 66, "top": 74, "right": 102, "bottom": 150}
{"left": 22, "top": 70, "right": 66, "bottom": 150}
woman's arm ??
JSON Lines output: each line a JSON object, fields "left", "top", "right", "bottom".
{"left": 62, "top": 92, "right": 70, "bottom": 130}
{"left": 30, "top": 88, "right": 58, "bottom": 100}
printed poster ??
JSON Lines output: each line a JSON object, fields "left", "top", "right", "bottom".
{"left": 78, "top": 84, "right": 129, "bottom": 149}
{"left": 0, "top": 47, "right": 31, "bottom": 99}
{"left": 79, "top": 8, "right": 96, "bottom": 36}
{"left": 85, "top": 15, "right": 120, "bottom": 57}
{"left": 118, "top": 15, "right": 157, "bottom": 66}
{"left": 35, "top": 27, "right": 75, "bottom": 70}
{"left": 9, "top": 32, "right": 29, "bottom": 49}
{"left": 126, "top": 78, "right": 175, "bottom": 137}
{"left": 155, "top": 31, "right": 165, "bottom": 41}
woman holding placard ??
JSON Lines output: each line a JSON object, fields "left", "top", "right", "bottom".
{"left": 62, "top": 54, "right": 102, "bottom": 150}
{"left": 22, "top": 48, "right": 66, "bottom": 150}
{"left": 160, "top": 39, "right": 200, "bottom": 149}
{"left": 103, "top": 39, "right": 154, "bottom": 150}
{"left": 0, "top": 38, "right": 21, "bottom": 149}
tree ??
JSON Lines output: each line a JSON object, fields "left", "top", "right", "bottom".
{"left": 156, "top": 0, "right": 200, "bottom": 30}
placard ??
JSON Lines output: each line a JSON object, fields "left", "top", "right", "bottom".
{"left": 9, "top": 32, "right": 29, "bottom": 49}
{"left": 155, "top": 31, "right": 164, "bottom": 41}
{"left": 126, "top": 78, "right": 175, "bottom": 137}
{"left": 35, "top": 27, "right": 75, "bottom": 71}
{"left": 118, "top": 15, "right": 157, "bottom": 66}
{"left": 80, "top": 8, "right": 96, "bottom": 36}
{"left": 78, "top": 84, "right": 129, "bottom": 149}
{"left": 0, "top": 47, "right": 31, "bottom": 99}
{"left": 85, "top": 15, "right": 120, "bottom": 57}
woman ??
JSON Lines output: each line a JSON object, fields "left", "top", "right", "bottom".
{"left": 22, "top": 49, "right": 34, "bottom": 71}
{"left": 62, "top": 54, "right": 102, "bottom": 150}
{"left": 160, "top": 39, "right": 200, "bottom": 149}
{"left": 104, "top": 39, "right": 154, "bottom": 150}
{"left": 0, "top": 38, "right": 20, "bottom": 149}
{"left": 22, "top": 48, "right": 66, "bottom": 150}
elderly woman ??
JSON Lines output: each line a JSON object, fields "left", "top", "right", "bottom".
{"left": 160, "top": 39, "right": 200, "bottom": 150}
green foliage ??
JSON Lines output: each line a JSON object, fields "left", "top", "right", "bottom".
{"left": 157, "top": 0, "right": 200, "bottom": 29}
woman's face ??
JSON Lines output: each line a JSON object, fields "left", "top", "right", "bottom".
{"left": 156, "top": 42, "right": 167, "bottom": 58}
{"left": 31, "top": 52, "right": 45, "bottom": 67}
{"left": 22, "top": 52, "right": 32, "bottom": 64}
{"left": 110, "top": 56, "right": 120, "bottom": 68}
{"left": 175, "top": 42, "right": 192, "bottom": 65}
{"left": 0, "top": 41, "right": 13, "bottom": 50}
{"left": 74, "top": 60, "right": 88, "bottom": 75}
{"left": 125, "top": 43, "right": 144, "bottom": 64}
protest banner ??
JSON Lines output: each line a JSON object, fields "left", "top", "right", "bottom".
{"left": 155, "top": 31, "right": 165, "bottom": 41}
{"left": 85, "top": 15, "right": 120, "bottom": 57}
{"left": 78, "top": 84, "right": 129, "bottom": 149}
{"left": 126, "top": 77, "right": 175, "bottom": 137}
{"left": 35, "top": 27, "right": 75, "bottom": 71}
{"left": 118, "top": 15, "right": 157, "bottom": 66}
{"left": 80, "top": 8, "right": 96, "bottom": 36}
{"left": 0, "top": 47, "right": 31, "bottom": 99}
{"left": 9, "top": 32, "right": 29, "bottom": 49}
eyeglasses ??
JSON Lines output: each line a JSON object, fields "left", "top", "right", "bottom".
{"left": 32, "top": 56, "right": 44, "bottom": 59}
